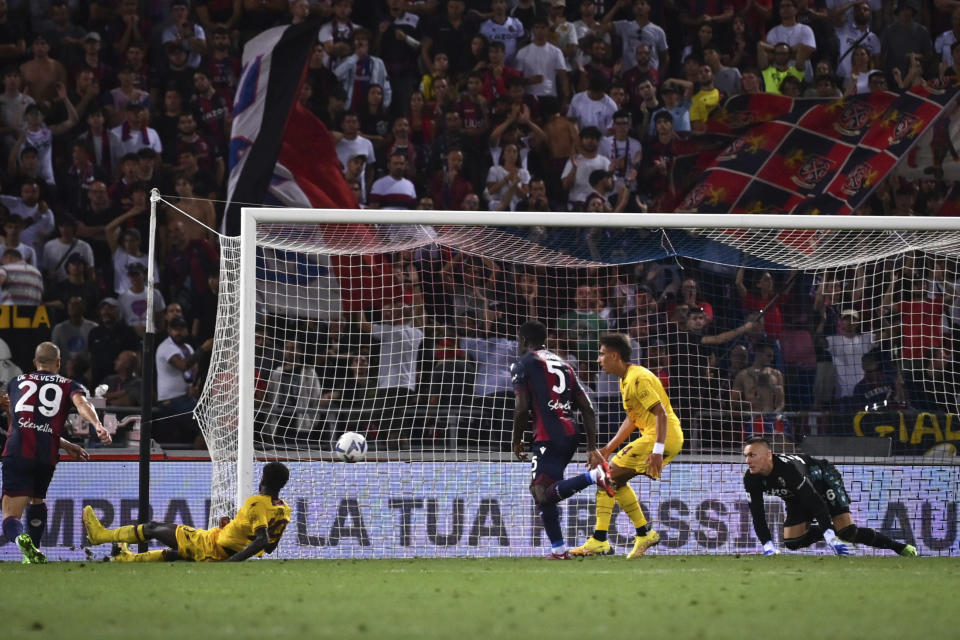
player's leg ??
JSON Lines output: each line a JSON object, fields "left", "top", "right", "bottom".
{"left": 83, "top": 505, "right": 179, "bottom": 549}
{"left": 529, "top": 441, "right": 578, "bottom": 557}
{"left": 832, "top": 513, "right": 916, "bottom": 556}
{"left": 1, "top": 494, "right": 28, "bottom": 544}
{"left": 782, "top": 503, "right": 823, "bottom": 550}
{"left": 1, "top": 457, "right": 31, "bottom": 544}
{"left": 25, "top": 500, "right": 47, "bottom": 547}
{"left": 112, "top": 543, "right": 180, "bottom": 563}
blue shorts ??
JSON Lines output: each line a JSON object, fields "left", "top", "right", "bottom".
{"left": 530, "top": 438, "right": 579, "bottom": 486}
{"left": 1, "top": 456, "right": 56, "bottom": 499}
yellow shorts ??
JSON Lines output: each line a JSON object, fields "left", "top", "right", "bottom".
{"left": 611, "top": 435, "right": 683, "bottom": 478}
{"left": 175, "top": 525, "right": 229, "bottom": 562}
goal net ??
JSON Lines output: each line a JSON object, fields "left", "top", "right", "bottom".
{"left": 195, "top": 212, "right": 960, "bottom": 558}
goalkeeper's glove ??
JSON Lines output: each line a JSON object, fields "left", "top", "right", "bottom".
{"left": 822, "top": 528, "right": 850, "bottom": 556}
{"left": 762, "top": 541, "right": 780, "bottom": 555}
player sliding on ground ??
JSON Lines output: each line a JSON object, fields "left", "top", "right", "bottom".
{"left": 511, "top": 321, "right": 614, "bottom": 560}
{"left": 83, "top": 462, "right": 291, "bottom": 562}
{"left": 571, "top": 333, "right": 685, "bottom": 558}
{"left": 743, "top": 436, "right": 917, "bottom": 556}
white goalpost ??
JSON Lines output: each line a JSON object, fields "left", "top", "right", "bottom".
{"left": 195, "top": 210, "right": 960, "bottom": 558}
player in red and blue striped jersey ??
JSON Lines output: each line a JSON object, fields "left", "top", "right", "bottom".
{"left": 511, "top": 321, "right": 614, "bottom": 559}
{"left": 1, "top": 342, "right": 111, "bottom": 563}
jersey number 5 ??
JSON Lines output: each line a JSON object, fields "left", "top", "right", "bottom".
{"left": 14, "top": 381, "right": 64, "bottom": 417}
{"left": 544, "top": 359, "right": 568, "bottom": 394}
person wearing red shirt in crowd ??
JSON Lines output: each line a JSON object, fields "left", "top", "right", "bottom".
{"left": 203, "top": 26, "right": 240, "bottom": 104}
{"left": 189, "top": 69, "right": 230, "bottom": 152}
{"left": 736, "top": 268, "right": 793, "bottom": 341}
{"left": 429, "top": 148, "right": 474, "bottom": 210}
{"left": 481, "top": 41, "right": 522, "bottom": 104}
{"left": 163, "top": 218, "right": 219, "bottom": 318}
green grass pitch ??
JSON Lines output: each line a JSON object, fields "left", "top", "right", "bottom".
{"left": 2, "top": 556, "right": 957, "bottom": 639}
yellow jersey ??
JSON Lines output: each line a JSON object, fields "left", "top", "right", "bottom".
{"left": 620, "top": 364, "right": 684, "bottom": 442}
{"left": 217, "top": 494, "right": 291, "bottom": 555}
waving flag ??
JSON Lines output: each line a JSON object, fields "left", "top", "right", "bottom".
{"left": 676, "top": 81, "right": 960, "bottom": 216}
{"left": 224, "top": 21, "right": 355, "bottom": 234}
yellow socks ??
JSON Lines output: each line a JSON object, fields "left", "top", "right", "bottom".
{"left": 615, "top": 485, "right": 647, "bottom": 529}
{"left": 594, "top": 489, "right": 615, "bottom": 532}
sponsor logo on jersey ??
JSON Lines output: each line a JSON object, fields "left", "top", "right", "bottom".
{"left": 18, "top": 417, "right": 52, "bottom": 433}
{"left": 547, "top": 399, "right": 572, "bottom": 413}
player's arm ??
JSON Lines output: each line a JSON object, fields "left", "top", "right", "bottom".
{"left": 745, "top": 480, "right": 777, "bottom": 553}
{"left": 226, "top": 526, "right": 270, "bottom": 562}
{"left": 72, "top": 391, "right": 112, "bottom": 445}
{"left": 59, "top": 437, "right": 90, "bottom": 461}
{"left": 643, "top": 401, "right": 668, "bottom": 479}
{"left": 512, "top": 389, "right": 531, "bottom": 461}
{"left": 601, "top": 414, "right": 637, "bottom": 459}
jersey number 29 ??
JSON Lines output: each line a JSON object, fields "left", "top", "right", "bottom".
{"left": 14, "top": 381, "right": 64, "bottom": 417}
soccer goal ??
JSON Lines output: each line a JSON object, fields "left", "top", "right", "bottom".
{"left": 195, "top": 211, "right": 960, "bottom": 558}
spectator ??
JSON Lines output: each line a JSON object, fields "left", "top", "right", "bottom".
{"left": 369, "top": 152, "right": 418, "bottom": 210}
{"left": 334, "top": 28, "right": 392, "bottom": 112}
{"left": 568, "top": 72, "right": 617, "bottom": 132}
{"left": 549, "top": 0, "right": 579, "bottom": 68}
{"left": 640, "top": 111, "right": 680, "bottom": 210}
{"left": 881, "top": 0, "right": 932, "bottom": 82}
{"left": 259, "top": 338, "right": 326, "bottom": 446}
{"left": 480, "top": 41, "right": 521, "bottom": 103}
{"left": 359, "top": 85, "right": 392, "bottom": 159}
{"left": 1, "top": 180, "right": 54, "bottom": 258}
{"left": 561, "top": 126, "right": 611, "bottom": 209}
{"left": 104, "top": 66, "right": 150, "bottom": 128}
{"left": 167, "top": 173, "right": 218, "bottom": 245}
{"left": 51, "top": 295, "right": 97, "bottom": 370}
{"left": 204, "top": 26, "right": 240, "bottom": 103}
{"left": 0, "top": 67, "right": 33, "bottom": 159}
{"left": 190, "top": 69, "right": 230, "bottom": 153}
{"left": 758, "top": 41, "right": 807, "bottom": 94}
{"left": 44, "top": 252, "right": 98, "bottom": 320}
{"left": 556, "top": 283, "right": 608, "bottom": 384}
{"left": 724, "top": 13, "right": 759, "bottom": 71}
{"left": 377, "top": 0, "right": 423, "bottom": 116}
{"left": 572, "top": 0, "right": 610, "bottom": 70}
{"left": 163, "top": 218, "right": 219, "bottom": 317}
{"left": 481, "top": 0, "right": 526, "bottom": 64}
{"left": 19, "top": 34, "right": 67, "bottom": 110}
{"left": 335, "top": 110, "right": 376, "bottom": 178}
{"left": 41, "top": 213, "right": 94, "bottom": 284}
{"left": 101, "top": 349, "right": 141, "bottom": 408}
{"left": 605, "top": 0, "right": 669, "bottom": 78}
{"left": 733, "top": 342, "right": 786, "bottom": 417}
{"left": 485, "top": 142, "right": 530, "bottom": 210}
{"left": 649, "top": 82, "right": 691, "bottom": 134}
{"left": 705, "top": 47, "right": 742, "bottom": 98}
{"left": 835, "top": 3, "right": 880, "bottom": 83}
{"left": 155, "top": 41, "right": 196, "bottom": 102}
{"left": 736, "top": 268, "right": 791, "bottom": 340}
{"left": 59, "top": 140, "right": 110, "bottom": 214}
{"left": 850, "top": 351, "right": 902, "bottom": 411}
{"left": 76, "top": 108, "right": 124, "bottom": 178}
{"left": 762, "top": 0, "right": 817, "bottom": 77}
{"left": 824, "top": 308, "right": 874, "bottom": 400}
{"left": 111, "top": 103, "right": 162, "bottom": 156}
{"left": 407, "top": 90, "right": 434, "bottom": 145}
{"left": 172, "top": 112, "right": 223, "bottom": 183}
{"left": 0, "top": 247, "right": 42, "bottom": 305}
{"left": 429, "top": 147, "right": 473, "bottom": 210}
{"left": 514, "top": 17, "right": 570, "bottom": 103}
{"left": 118, "top": 261, "right": 166, "bottom": 336}
{"left": 0, "top": 214, "right": 38, "bottom": 268}
{"left": 12, "top": 86, "right": 80, "bottom": 186}
{"left": 155, "top": 315, "right": 210, "bottom": 446}
{"left": 319, "top": 0, "right": 361, "bottom": 67}
{"left": 161, "top": 0, "right": 207, "bottom": 70}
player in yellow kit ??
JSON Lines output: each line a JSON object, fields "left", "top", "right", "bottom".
{"left": 571, "top": 334, "right": 684, "bottom": 559}
{"left": 82, "top": 462, "right": 291, "bottom": 562}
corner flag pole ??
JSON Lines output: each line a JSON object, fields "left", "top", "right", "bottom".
{"left": 139, "top": 188, "right": 160, "bottom": 551}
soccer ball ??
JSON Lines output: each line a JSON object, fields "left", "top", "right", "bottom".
{"left": 335, "top": 432, "right": 367, "bottom": 462}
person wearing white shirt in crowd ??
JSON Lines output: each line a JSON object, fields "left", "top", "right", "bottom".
{"left": 763, "top": 0, "right": 817, "bottom": 79}
{"left": 318, "top": 0, "right": 361, "bottom": 66}
{"left": 161, "top": 0, "right": 207, "bottom": 69}
{"left": 833, "top": 2, "right": 880, "bottom": 81}
{"left": 110, "top": 103, "right": 162, "bottom": 156}
{"left": 515, "top": 17, "right": 570, "bottom": 101}
{"left": 0, "top": 180, "right": 54, "bottom": 256}
{"left": 935, "top": 7, "right": 960, "bottom": 68}
{"left": 485, "top": 142, "right": 530, "bottom": 211}
{"left": 108, "top": 226, "right": 155, "bottom": 295}
{"left": 369, "top": 152, "right": 418, "bottom": 210}
{"left": 825, "top": 309, "right": 874, "bottom": 400}
{"left": 605, "top": 0, "right": 669, "bottom": 76}
{"left": 826, "top": 0, "right": 883, "bottom": 32}
{"left": 573, "top": 0, "right": 610, "bottom": 69}
{"left": 0, "top": 215, "right": 38, "bottom": 269}
{"left": 41, "top": 214, "right": 95, "bottom": 284}
{"left": 333, "top": 29, "right": 392, "bottom": 110}
{"left": 599, "top": 110, "right": 641, "bottom": 191}
{"left": 480, "top": 0, "right": 526, "bottom": 64}
{"left": 0, "top": 247, "right": 43, "bottom": 305}
{"left": 118, "top": 262, "right": 165, "bottom": 336}
{"left": 335, "top": 111, "right": 376, "bottom": 174}
{"left": 548, "top": 0, "right": 580, "bottom": 69}
{"left": 51, "top": 296, "right": 98, "bottom": 370}
{"left": 567, "top": 73, "right": 618, "bottom": 133}
{"left": 561, "top": 126, "right": 612, "bottom": 209}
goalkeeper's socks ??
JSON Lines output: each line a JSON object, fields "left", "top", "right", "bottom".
{"left": 555, "top": 473, "right": 593, "bottom": 500}
{"left": 2, "top": 516, "right": 23, "bottom": 545}
{"left": 852, "top": 526, "right": 907, "bottom": 553}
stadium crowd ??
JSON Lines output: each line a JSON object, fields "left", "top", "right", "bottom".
{"left": 0, "top": 0, "right": 954, "bottom": 451}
